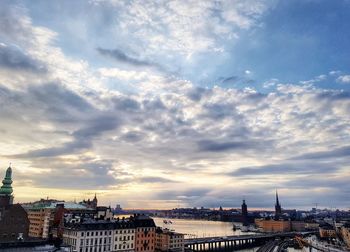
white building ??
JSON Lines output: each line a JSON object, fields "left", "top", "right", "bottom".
{"left": 113, "top": 221, "right": 135, "bottom": 252}
{"left": 62, "top": 219, "right": 136, "bottom": 252}
{"left": 63, "top": 223, "right": 114, "bottom": 252}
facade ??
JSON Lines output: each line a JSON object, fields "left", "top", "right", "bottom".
{"left": 62, "top": 219, "right": 138, "bottom": 252}
{"left": 255, "top": 219, "right": 291, "bottom": 233}
{"left": 341, "top": 223, "right": 350, "bottom": 248}
{"left": 319, "top": 224, "right": 337, "bottom": 238}
{"left": 27, "top": 207, "right": 52, "bottom": 238}
{"left": 0, "top": 166, "right": 30, "bottom": 242}
{"left": 113, "top": 221, "right": 135, "bottom": 252}
{"left": 304, "top": 221, "right": 319, "bottom": 230}
{"left": 63, "top": 221, "right": 115, "bottom": 252}
{"left": 134, "top": 215, "right": 156, "bottom": 252}
{"left": 26, "top": 201, "right": 94, "bottom": 239}
{"left": 155, "top": 228, "right": 184, "bottom": 252}
{"left": 290, "top": 221, "right": 306, "bottom": 232}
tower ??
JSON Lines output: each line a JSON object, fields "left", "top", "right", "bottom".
{"left": 0, "top": 166, "right": 14, "bottom": 207}
{"left": 275, "top": 190, "right": 282, "bottom": 219}
{"left": 241, "top": 199, "right": 248, "bottom": 226}
{"left": 92, "top": 193, "right": 98, "bottom": 209}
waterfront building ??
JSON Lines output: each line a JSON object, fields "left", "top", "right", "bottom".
{"left": 255, "top": 219, "right": 291, "bottom": 232}
{"left": 274, "top": 190, "right": 282, "bottom": 219}
{"left": 0, "top": 166, "right": 30, "bottom": 242}
{"left": 155, "top": 227, "right": 184, "bottom": 252}
{"left": 134, "top": 215, "right": 156, "bottom": 252}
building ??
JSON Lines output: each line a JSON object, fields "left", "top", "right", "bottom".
{"left": 113, "top": 219, "right": 135, "bottom": 252}
{"left": 290, "top": 221, "right": 306, "bottom": 232}
{"left": 275, "top": 190, "right": 282, "bottom": 219}
{"left": 26, "top": 201, "right": 94, "bottom": 239}
{"left": 319, "top": 223, "right": 337, "bottom": 238}
{"left": 241, "top": 200, "right": 248, "bottom": 226}
{"left": 27, "top": 207, "right": 52, "bottom": 238}
{"left": 63, "top": 221, "right": 115, "bottom": 252}
{"left": 341, "top": 223, "right": 350, "bottom": 248}
{"left": 255, "top": 219, "right": 291, "bottom": 233}
{"left": 133, "top": 215, "right": 156, "bottom": 252}
{"left": 62, "top": 218, "right": 137, "bottom": 252}
{"left": 80, "top": 194, "right": 98, "bottom": 210}
{"left": 0, "top": 166, "right": 30, "bottom": 242}
{"left": 96, "top": 206, "right": 113, "bottom": 221}
{"left": 155, "top": 228, "right": 184, "bottom": 252}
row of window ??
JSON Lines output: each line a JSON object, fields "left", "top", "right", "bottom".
{"left": 135, "top": 246, "right": 154, "bottom": 251}
{"left": 137, "top": 233, "right": 154, "bottom": 238}
{"left": 80, "top": 237, "right": 112, "bottom": 246}
{"left": 114, "top": 243, "right": 134, "bottom": 250}
{"left": 115, "top": 235, "right": 133, "bottom": 241}
{"left": 84, "top": 231, "right": 112, "bottom": 237}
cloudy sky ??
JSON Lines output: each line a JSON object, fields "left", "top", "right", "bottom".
{"left": 0, "top": 0, "right": 350, "bottom": 210}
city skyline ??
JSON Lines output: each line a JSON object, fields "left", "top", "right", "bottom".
{"left": 0, "top": 0, "right": 350, "bottom": 209}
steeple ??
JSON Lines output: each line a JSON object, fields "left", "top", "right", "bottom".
{"left": 275, "top": 189, "right": 282, "bottom": 219}
{"left": 0, "top": 165, "right": 13, "bottom": 195}
{"left": 276, "top": 190, "right": 280, "bottom": 206}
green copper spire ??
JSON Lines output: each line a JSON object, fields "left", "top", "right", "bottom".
{"left": 0, "top": 166, "right": 13, "bottom": 195}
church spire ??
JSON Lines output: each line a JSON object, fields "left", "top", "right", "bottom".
{"left": 275, "top": 189, "right": 282, "bottom": 219}
{"left": 0, "top": 165, "right": 13, "bottom": 195}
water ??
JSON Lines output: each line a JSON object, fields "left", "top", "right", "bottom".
{"left": 115, "top": 216, "right": 301, "bottom": 252}
{"left": 153, "top": 217, "right": 253, "bottom": 238}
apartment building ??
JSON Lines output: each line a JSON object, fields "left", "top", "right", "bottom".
{"left": 155, "top": 228, "right": 184, "bottom": 252}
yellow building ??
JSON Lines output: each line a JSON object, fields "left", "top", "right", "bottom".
{"left": 255, "top": 219, "right": 291, "bottom": 233}
{"left": 341, "top": 225, "right": 350, "bottom": 249}
{"left": 155, "top": 228, "right": 184, "bottom": 252}
{"left": 27, "top": 208, "right": 53, "bottom": 238}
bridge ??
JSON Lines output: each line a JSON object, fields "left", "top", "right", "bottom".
{"left": 184, "top": 232, "right": 317, "bottom": 251}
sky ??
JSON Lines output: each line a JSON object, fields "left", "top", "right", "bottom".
{"left": 0, "top": 0, "right": 350, "bottom": 210}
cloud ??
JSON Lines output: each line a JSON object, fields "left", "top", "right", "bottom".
{"left": 0, "top": 43, "right": 46, "bottom": 73}
{"left": 138, "top": 177, "right": 177, "bottom": 184}
{"left": 97, "top": 47, "right": 153, "bottom": 67}
{"left": 291, "top": 145, "right": 350, "bottom": 160}
{"left": 197, "top": 139, "right": 268, "bottom": 153}
{"left": 337, "top": 75, "right": 350, "bottom": 84}
{"left": 1, "top": 1, "right": 350, "bottom": 208}
{"left": 230, "top": 162, "right": 339, "bottom": 177}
